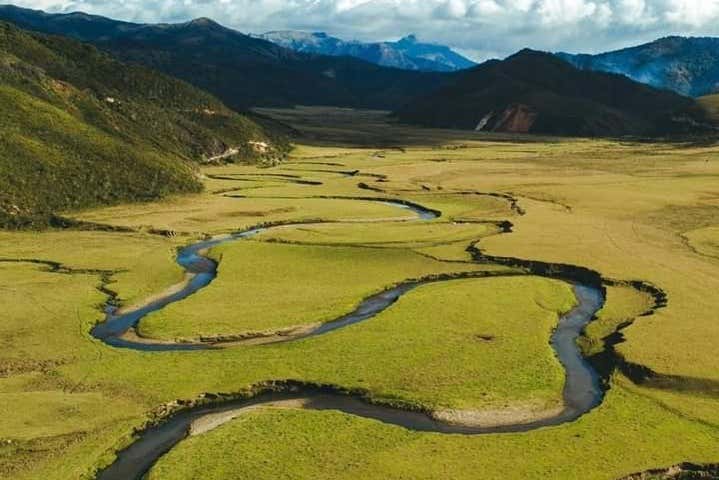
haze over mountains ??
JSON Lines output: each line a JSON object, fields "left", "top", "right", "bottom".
{"left": 558, "top": 37, "right": 719, "bottom": 98}
{"left": 256, "top": 31, "right": 475, "bottom": 72}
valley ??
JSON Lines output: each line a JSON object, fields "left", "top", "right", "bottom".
{"left": 2, "top": 4, "right": 719, "bottom": 478}
{"left": 2, "top": 109, "right": 719, "bottom": 479}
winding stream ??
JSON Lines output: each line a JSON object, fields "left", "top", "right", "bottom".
{"left": 91, "top": 200, "right": 437, "bottom": 351}
{"left": 91, "top": 195, "right": 607, "bottom": 479}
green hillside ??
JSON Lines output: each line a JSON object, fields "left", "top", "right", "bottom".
{"left": 0, "top": 21, "right": 288, "bottom": 228}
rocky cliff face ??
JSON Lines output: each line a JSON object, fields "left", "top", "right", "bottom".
{"left": 475, "top": 105, "right": 538, "bottom": 133}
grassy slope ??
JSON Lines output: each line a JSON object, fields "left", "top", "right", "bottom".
{"left": 0, "top": 21, "right": 286, "bottom": 227}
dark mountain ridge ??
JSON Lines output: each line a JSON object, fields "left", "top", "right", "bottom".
{"left": 0, "top": 4, "right": 714, "bottom": 145}
{"left": 0, "top": 4, "right": 448, "bottom": 111}
{"left": 396, "top": 49, "right": 712, "bottom": 137}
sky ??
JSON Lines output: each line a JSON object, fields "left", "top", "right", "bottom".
{"left": 11, "top": 0, "right": 719, "bottom": 61}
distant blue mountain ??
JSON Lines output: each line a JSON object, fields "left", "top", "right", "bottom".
{"left": 558, "top": 36, "right": 719, "bottom": 97}
{"left": 257, "top": 31, "right": 475, "bottom": 72}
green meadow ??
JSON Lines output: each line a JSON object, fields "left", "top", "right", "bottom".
{"left": 2, "top": 109, "right": 719, "bottom": 479}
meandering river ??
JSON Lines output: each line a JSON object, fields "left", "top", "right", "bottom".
{"left": 92, "top": 197, "right": 606, "bottom": 480}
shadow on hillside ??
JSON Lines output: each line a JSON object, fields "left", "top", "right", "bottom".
{"left": 253, "top": 106, "right": 566, "bottom": 148}
{"left": 254, "top": 106, "right": 719, "bottom": 150}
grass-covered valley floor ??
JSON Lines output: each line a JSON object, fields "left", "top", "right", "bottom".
{"left": 2, "top": 109, "right": 719, "bottom": 479}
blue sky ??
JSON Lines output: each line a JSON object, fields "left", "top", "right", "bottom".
{"left": 12, "top": 0, "right": 719, "bottom": 60}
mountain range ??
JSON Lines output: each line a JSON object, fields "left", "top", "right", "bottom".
{"left": 0, "top": 20, "right": 285, "bottom": 227}
{"left": 5, "top": 4, "right": 719, "bottom": 111}
{"left": 396, "top": 49, "right": 711, "bottom": 137}
{"left": 558, "top": 36, "right": 719, "bottom": 97}
{"left": 0, "top": 4, "right": 447, "bottom": 111}
{"left": 256, "top": 31, "right": 475, "bottom": 72}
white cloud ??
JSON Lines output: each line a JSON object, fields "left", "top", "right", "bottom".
{"left": 663, "top": 0, "right": 719, "bottom": 26}
{"left": 468, "top": 0, "right": 502, "bottom": 16}
{"left": 614, "top": 0, "right": 649, "bottom": 21}
{"left": 535, "top": 0, "right": 598, "bottom": 25}
{"left": 10, "top": 0, "right": 719, "bottom": 60}
{"left": 434, "top": 0, "right": 469, "bottom": 19}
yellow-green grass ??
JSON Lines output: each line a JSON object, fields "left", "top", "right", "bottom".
{"left": 0, "top": 263, "right": 145, "bottom": 479}
{"left": 85, "top": 276, "right": 576, "bottom": 412}
{"left": 580, "top": 284, "right": 655, "bottom": 357}
{"left": 72, "top": 195, "right": 416, "bottom": 235}
{"left": 684, "top": 226, "right": 719, "bottom": 259}
{"left": 0, "top": 261, "right": 576, "bottom": 479}
{"left": 181, "top": 124, "right": 719, "bottom": 473}
{"left": 269, "top": 276, "right": 576, "bottom": 410}
{"left": 0, "top": 230, "right": 185, "bottom": 308}
{"left": 205, "top": 176, "right": 289, "bottom": 194}
{"left": 147, "top": 379, "right": 719, "bottom": 480}
{"left": 262, "top": 118, "right": 719, "bottom": 429}
{"left": 136, "top": 241, "right": 496, "bottom": 340}
{"left": 3, "top": 111, "right": 719, "bottom": 478}
{"left": 413, "top": 241, "right": 477, "bottom": 262}
{"left": 308, "top": 131, "right": 718, "bottom": 378}
{"left": 379, "top": 144, "right": 719, "bottom": 429}
{"left": 477, "top": 195, "right": 719, "bottom": 382}
{"left": 0, "top": 387, "right": 137, "bottom": 442}
{"left": 402, "top": 193, "right": 516, "bottom": 222}
{"left": 255, "top": 220, "right": 500, "bottom": 248}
